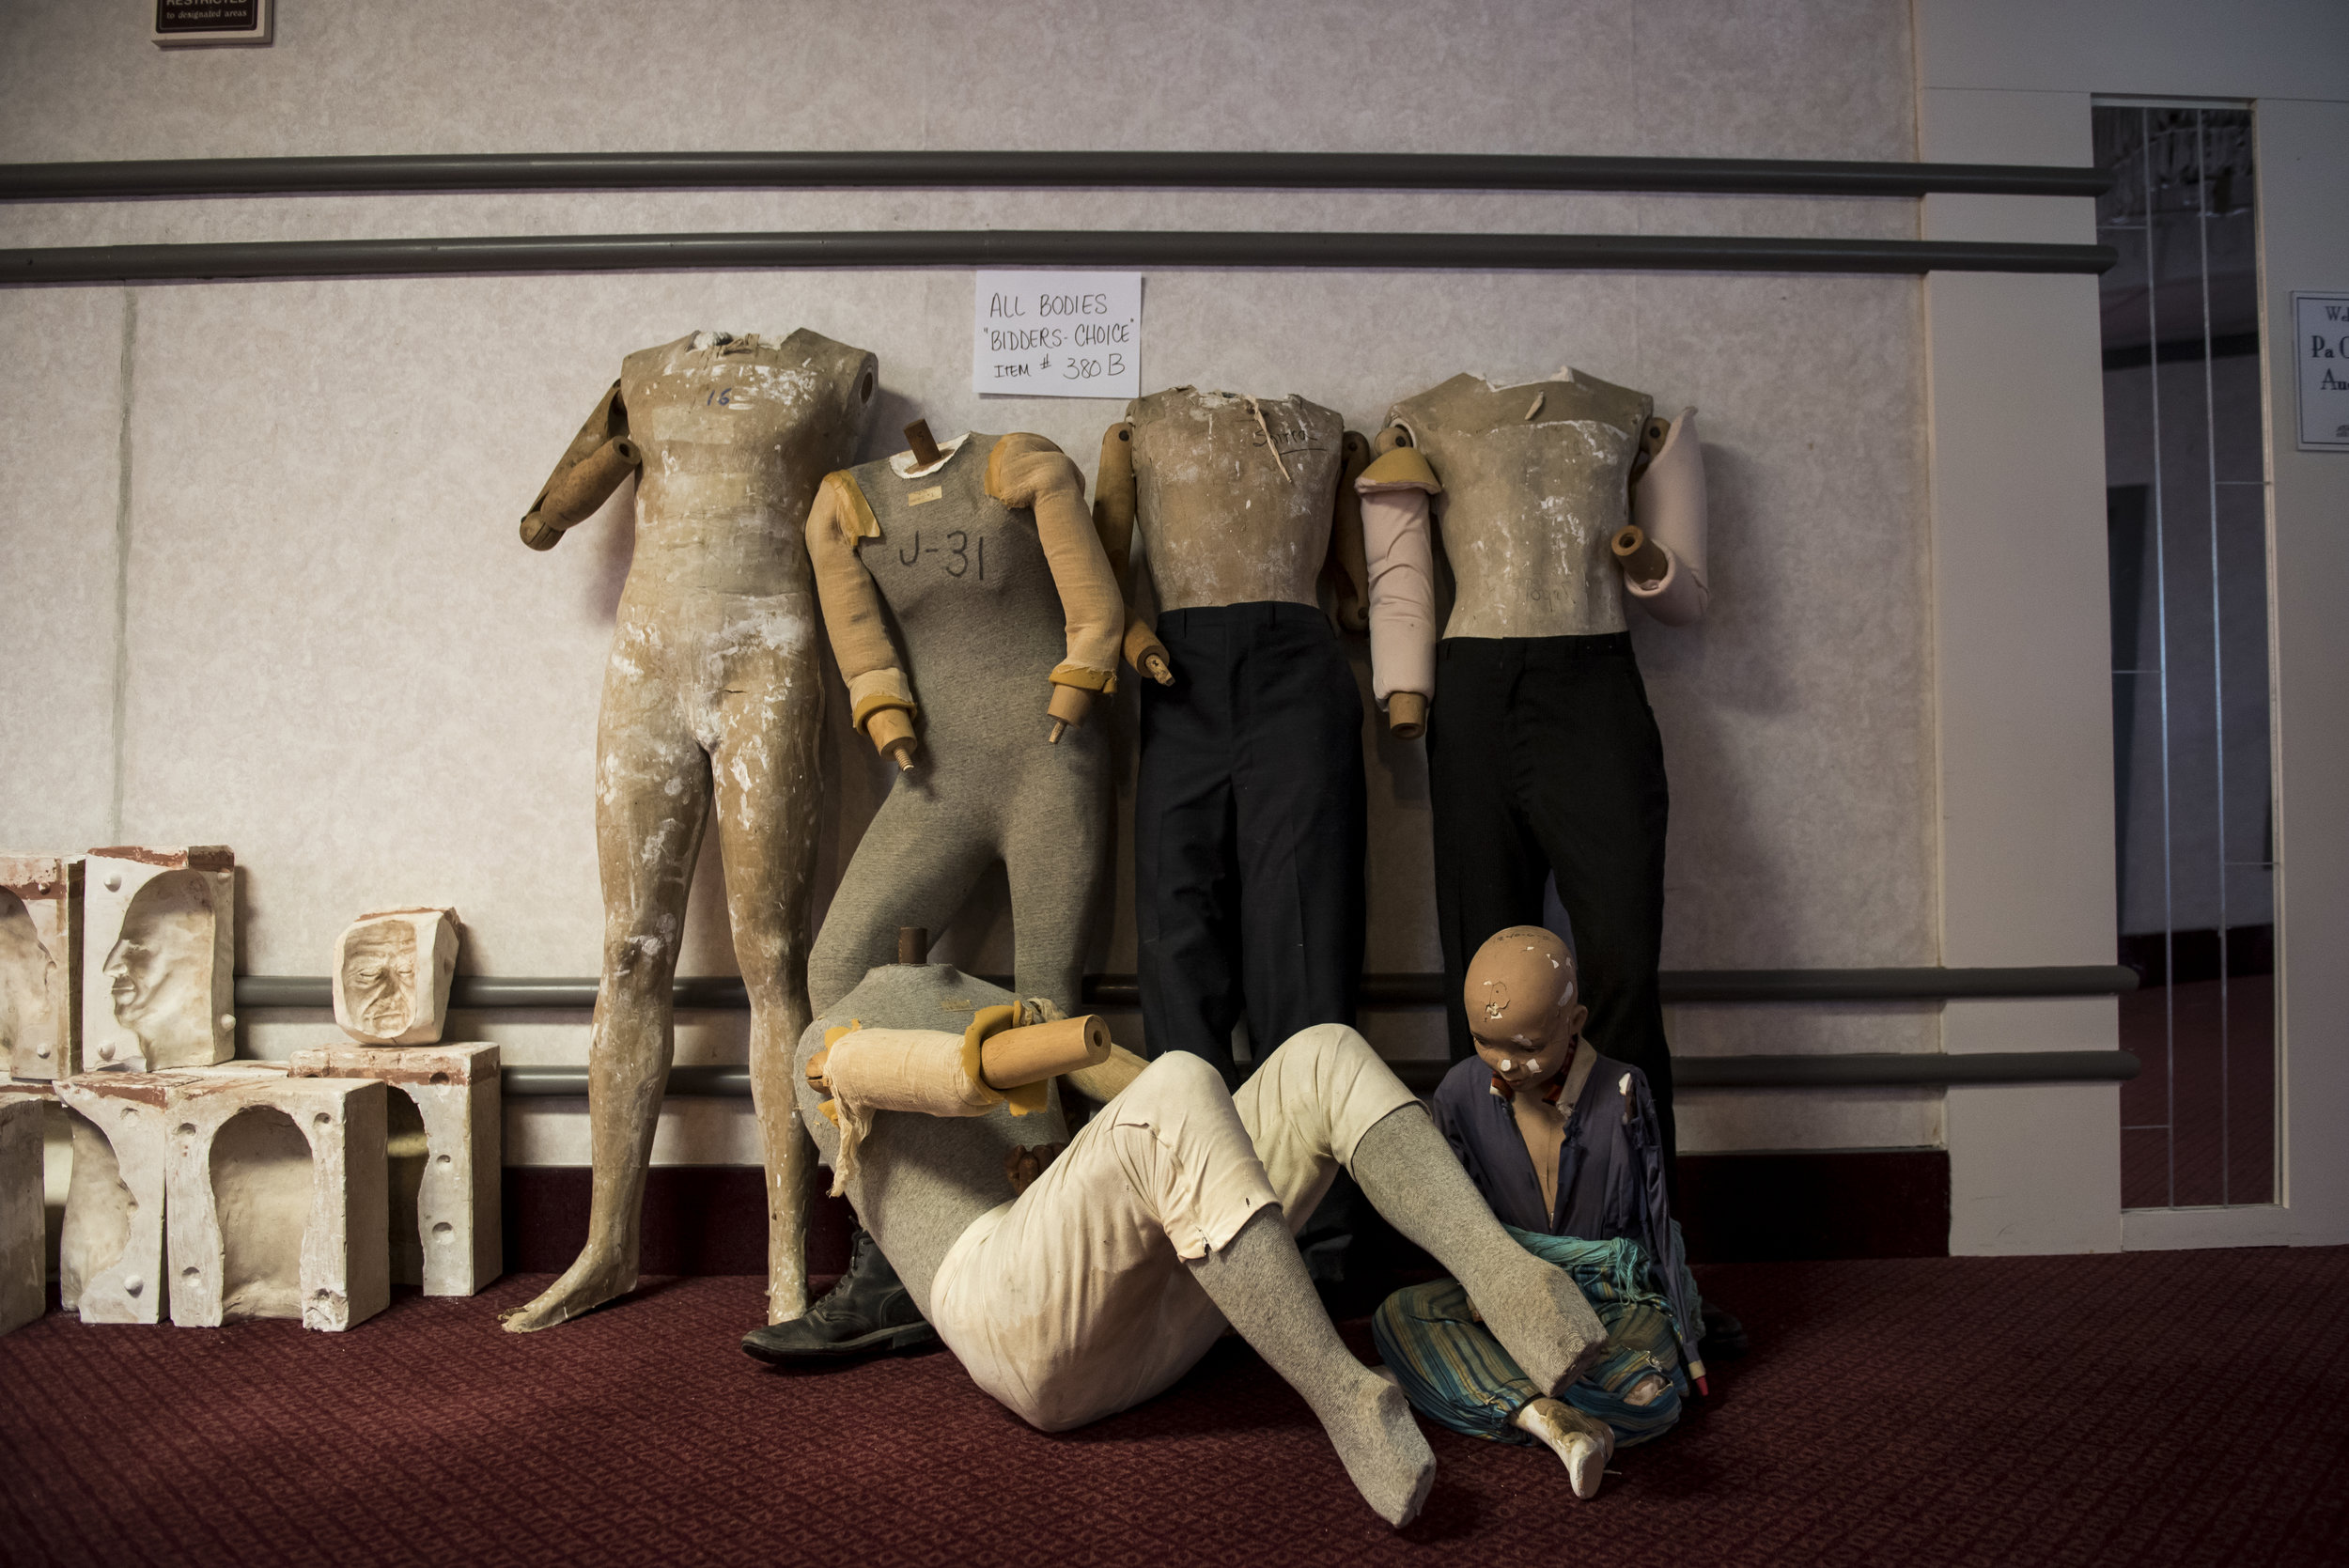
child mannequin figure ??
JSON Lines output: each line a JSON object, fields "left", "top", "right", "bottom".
{"left": 1373, "top": 924, "right": 1704, "bottom": 1499}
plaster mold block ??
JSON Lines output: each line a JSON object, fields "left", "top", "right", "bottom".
{"left": 82, "top": 847, "right": 236, "bottom": 1072}
{"left": 166, "top": 1073, "right": 388, "bottom": 1331}
{"left": 288, "top": 1042, "right": 499, "bottom": 1296}
{"left": 1, "top": 1084, "right": 55, "bottom": 1334}
{"left": 1, "top": 857, "right": 82, "bottom": 1079}
{"left": 54, "top": 1065, "right": 276, "bottom": 1324}
{"left": 332, "top": 907, "right": 460, "bottom": 1046}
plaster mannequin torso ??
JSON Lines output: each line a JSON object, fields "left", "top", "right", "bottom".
{"left": 1127, "top": 387, "right": 1346, "bottom": 611}
{"left": 504, "top": 328, "right": 879, "bottom": 1335}
{"left": 805, "top": 435, "right": 1113, "bottom": 1016}
{"left": 1388, "top": 370, "right": 1654, "bottom": 639}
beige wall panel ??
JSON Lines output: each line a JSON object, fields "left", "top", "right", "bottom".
{"left": 0, "top": 289, "right": 128, "bottom": 850}
{"left": 2, "top": 0, "right": 1954, "bottom": 1164}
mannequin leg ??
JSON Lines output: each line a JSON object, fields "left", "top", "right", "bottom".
{"left": 1134, "top": 614, "right": 1246, "bottom": 1079}
{"left": 1512, "top": 639, "right": 1676, "bottom": 1172}
{"left": 806, "top": 784, "right": 995, "bottom": 1015}
{"left": 1187, "top": 1207, "right": 1435, "bottom": 1527}
{"left": 1233, "top": 604, "right": 1366, "bottom": 1054}
{"left": 925, "top": 1050, "right": 1432, "bottom": 1528}
{"left": 1003, "top": 742, "right": 1111, "bottom": 1017}
{"left": 1238, "top": 1025, "right": 1609, "bottom": 1393}
{"left": 708, "top": 643, "right": 825, "bottom": 1324}
{"left": 504, "top": 671, "right": 709, "bottom": 1332}
{"left": 1427, "top": 640, "right": 1548, "bottom": 1061}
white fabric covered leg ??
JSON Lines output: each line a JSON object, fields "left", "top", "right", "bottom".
{"left": 926, "top": 1029, "right": 1419, "bottom": 1433}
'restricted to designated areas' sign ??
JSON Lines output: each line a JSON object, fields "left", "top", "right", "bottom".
{"left": 2294, "top": 292, "right": 2349, "bottom": 452}
{"left": 152, "top": 0, "right": 272, "bottom": 46}
{"left": 972, "top": 272, "right": 1141, "bottom": 398}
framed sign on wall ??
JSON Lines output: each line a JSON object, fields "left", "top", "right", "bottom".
{"left": 152, "top": 0, "right": 272, "bottom": 48}
{"left": 2295, "top": 292, "right": 2349, "bottom": 452}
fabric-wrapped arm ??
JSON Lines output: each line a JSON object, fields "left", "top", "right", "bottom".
{"left": 987, "top": 434, "right": 1126, "bottom": 723}
{"left": 1356, "top": 438, "right": 1443, "bottom": 722}
{"left": 805, "top": 471, "right": 917, "bottom": 750}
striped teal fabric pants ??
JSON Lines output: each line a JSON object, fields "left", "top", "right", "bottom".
{"left": 1371, "top": 1229, "right": 1691, "bottom": 1448}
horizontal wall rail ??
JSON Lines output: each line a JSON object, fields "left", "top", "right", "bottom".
{"left": 499, "top": 1049, "right": 2139, "bottom": 1098}
{"left": 0, "top": 150, "right": 2113, "bottom": 203}
{"left": 0, "top": 231, "right": 2116, "bottom": 287}
{"left": 237, "top": 964, "right": 2136, "bottom": 1013}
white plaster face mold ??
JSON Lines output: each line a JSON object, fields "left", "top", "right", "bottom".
{"left": 0, "top": 855, "right": 81, "bottom": 1079}
{"left": 82, "top": 847, "right": 235, "bottom": 1073}
{"left": 288, "top": 1042, "right": 499, "bottom": 1296}
{"left": 0, "top": 1084, "right": 54, "bottom": 1334}
{"left": 331, "top": 907, "right": 459, "bottom": 1046}
{"left": 54, "top": 1063, "right": 282, "bottom": 1324}
{"left": 163, "top": 1071, "right": 389, "bottom": 1331}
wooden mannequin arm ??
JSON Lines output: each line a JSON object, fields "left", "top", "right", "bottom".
{"left": 805, "top": 473, "right": 919, "bottom": 769}
{"left": 1323, "top": 430, "right": 1375, "bottom": 633}
{"left": 1094, "top": 421, "right": 1174, "bottom": 685}
{"left": 520, "top": 380, "right": 638, "bottom": 551}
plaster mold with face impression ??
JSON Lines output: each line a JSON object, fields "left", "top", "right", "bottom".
{"left": 331, "top": 908, "right": 460, "bottom": 1046}
{"left": 1, "top": 856, "right": 82, "bottom": 1079}
{"left": 82, "top": 848, "right": 235, "bottom": 1073}
{"left": 164, "top": 1072, "right": 389, "bottom": 1331}
{"left": 0, "top": 1085, "right": 52, "bottom": 1334}
{"left": 288, "top": 1042, "right": 498, "bottom": 1296}
{"left": 54, "top": 1064, "right": 281, "bottom": 1324}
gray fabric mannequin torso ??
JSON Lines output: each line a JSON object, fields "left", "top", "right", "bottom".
{"left": 804, "top": 437, "right": 1112, "bottom": 1016}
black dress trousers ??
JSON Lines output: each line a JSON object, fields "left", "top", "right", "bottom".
{"left": 1427, "top": 632, "right": 1677, "bottom": 1168}
{"left": 1136, "top": 601, "right": 1367, "bottom": 1085}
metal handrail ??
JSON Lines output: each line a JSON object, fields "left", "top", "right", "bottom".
{"left": 499, "top": 1049, "right": 2138, "bottom": 1098}
{"left": 0, "top": 150, "right": 2112, "bottom": 202}
{"left": 236, "top": 964, "right": 2137, "bottom": 1013}
{"left": 0, "top": 231, "right": 2115, "bottom": 287}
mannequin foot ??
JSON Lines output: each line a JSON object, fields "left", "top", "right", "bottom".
{"left": 500, "top": 1247, "right": 638, "bottom": 1333}
{"left": 742, "top": 1227, "right": 935, "bottom": 1362}
{"left": 1466, "top": 1250, "right": 1608, "bottom": 1396}
{"left": 1513, "top": 1398, "right": 1614, "bottom": 1499}
{"left": 1315, "top": 1367, "right": 1437, "bottom": 1529}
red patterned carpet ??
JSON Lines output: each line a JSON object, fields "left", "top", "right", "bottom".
{"left": 4, "top": 1248, "right": 2344, "bottom": 1567}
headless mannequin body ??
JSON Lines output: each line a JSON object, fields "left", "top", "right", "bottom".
{"left": 792, "top": 957, "right": 1610, "bottom": 1528}
{"left": 1095, "top": 388, "right": 1375, "bottom": 1079}
{"left": 502, "top": 330, "right": 878, "bottom": 1333}
{"left": 1356, "top": 367, "right": 1709, "bottom": 1176}
{"left": 802, "top": 431, "right": 1132, "bottom": 1015}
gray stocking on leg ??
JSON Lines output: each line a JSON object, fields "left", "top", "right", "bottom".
{"left": 1187, "top": 1206, "right": 1435, "bottom": 1529}
{"left": 1350, "top": 1105, "right": 1609, "bottom": 1394}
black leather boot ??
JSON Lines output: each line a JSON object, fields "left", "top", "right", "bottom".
{"left": 741, "top": 1226, "right": 937, "bottom": 1363}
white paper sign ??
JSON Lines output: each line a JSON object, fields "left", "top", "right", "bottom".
{"left": 2294, "top": 292, "right": 2349, "bottom": 451}
{"left": 972, "top": 271, "right": 1141, "bottom": 398}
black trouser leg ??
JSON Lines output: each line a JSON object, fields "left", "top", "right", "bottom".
{"left": 1429, "top": 639, "right": 1551, "bottom": 1061}
{"left": 1510, "top": 636, "right": 1676, "bottom": 1179}
{"left": 1233, "top": 603, "right": 1367, "bottom": 1052}
{"left": 1136, "top": 609, "right": 1245, "bottom": 1079}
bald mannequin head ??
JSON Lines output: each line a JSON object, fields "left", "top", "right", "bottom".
{"left": 1464, "top": 925, "right": 1587, "bottom": 1087}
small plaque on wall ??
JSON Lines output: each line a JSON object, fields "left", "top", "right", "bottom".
{"left": 153, "top": 0, "right": 272, "bottom": 47}
{"left": 2295, "top": 292, "right": 2349, "bottom": 452}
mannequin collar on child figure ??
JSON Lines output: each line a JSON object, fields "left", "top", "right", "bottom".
{"left": 1466, "top": 925, "right": 1596, "bottom": 1216}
